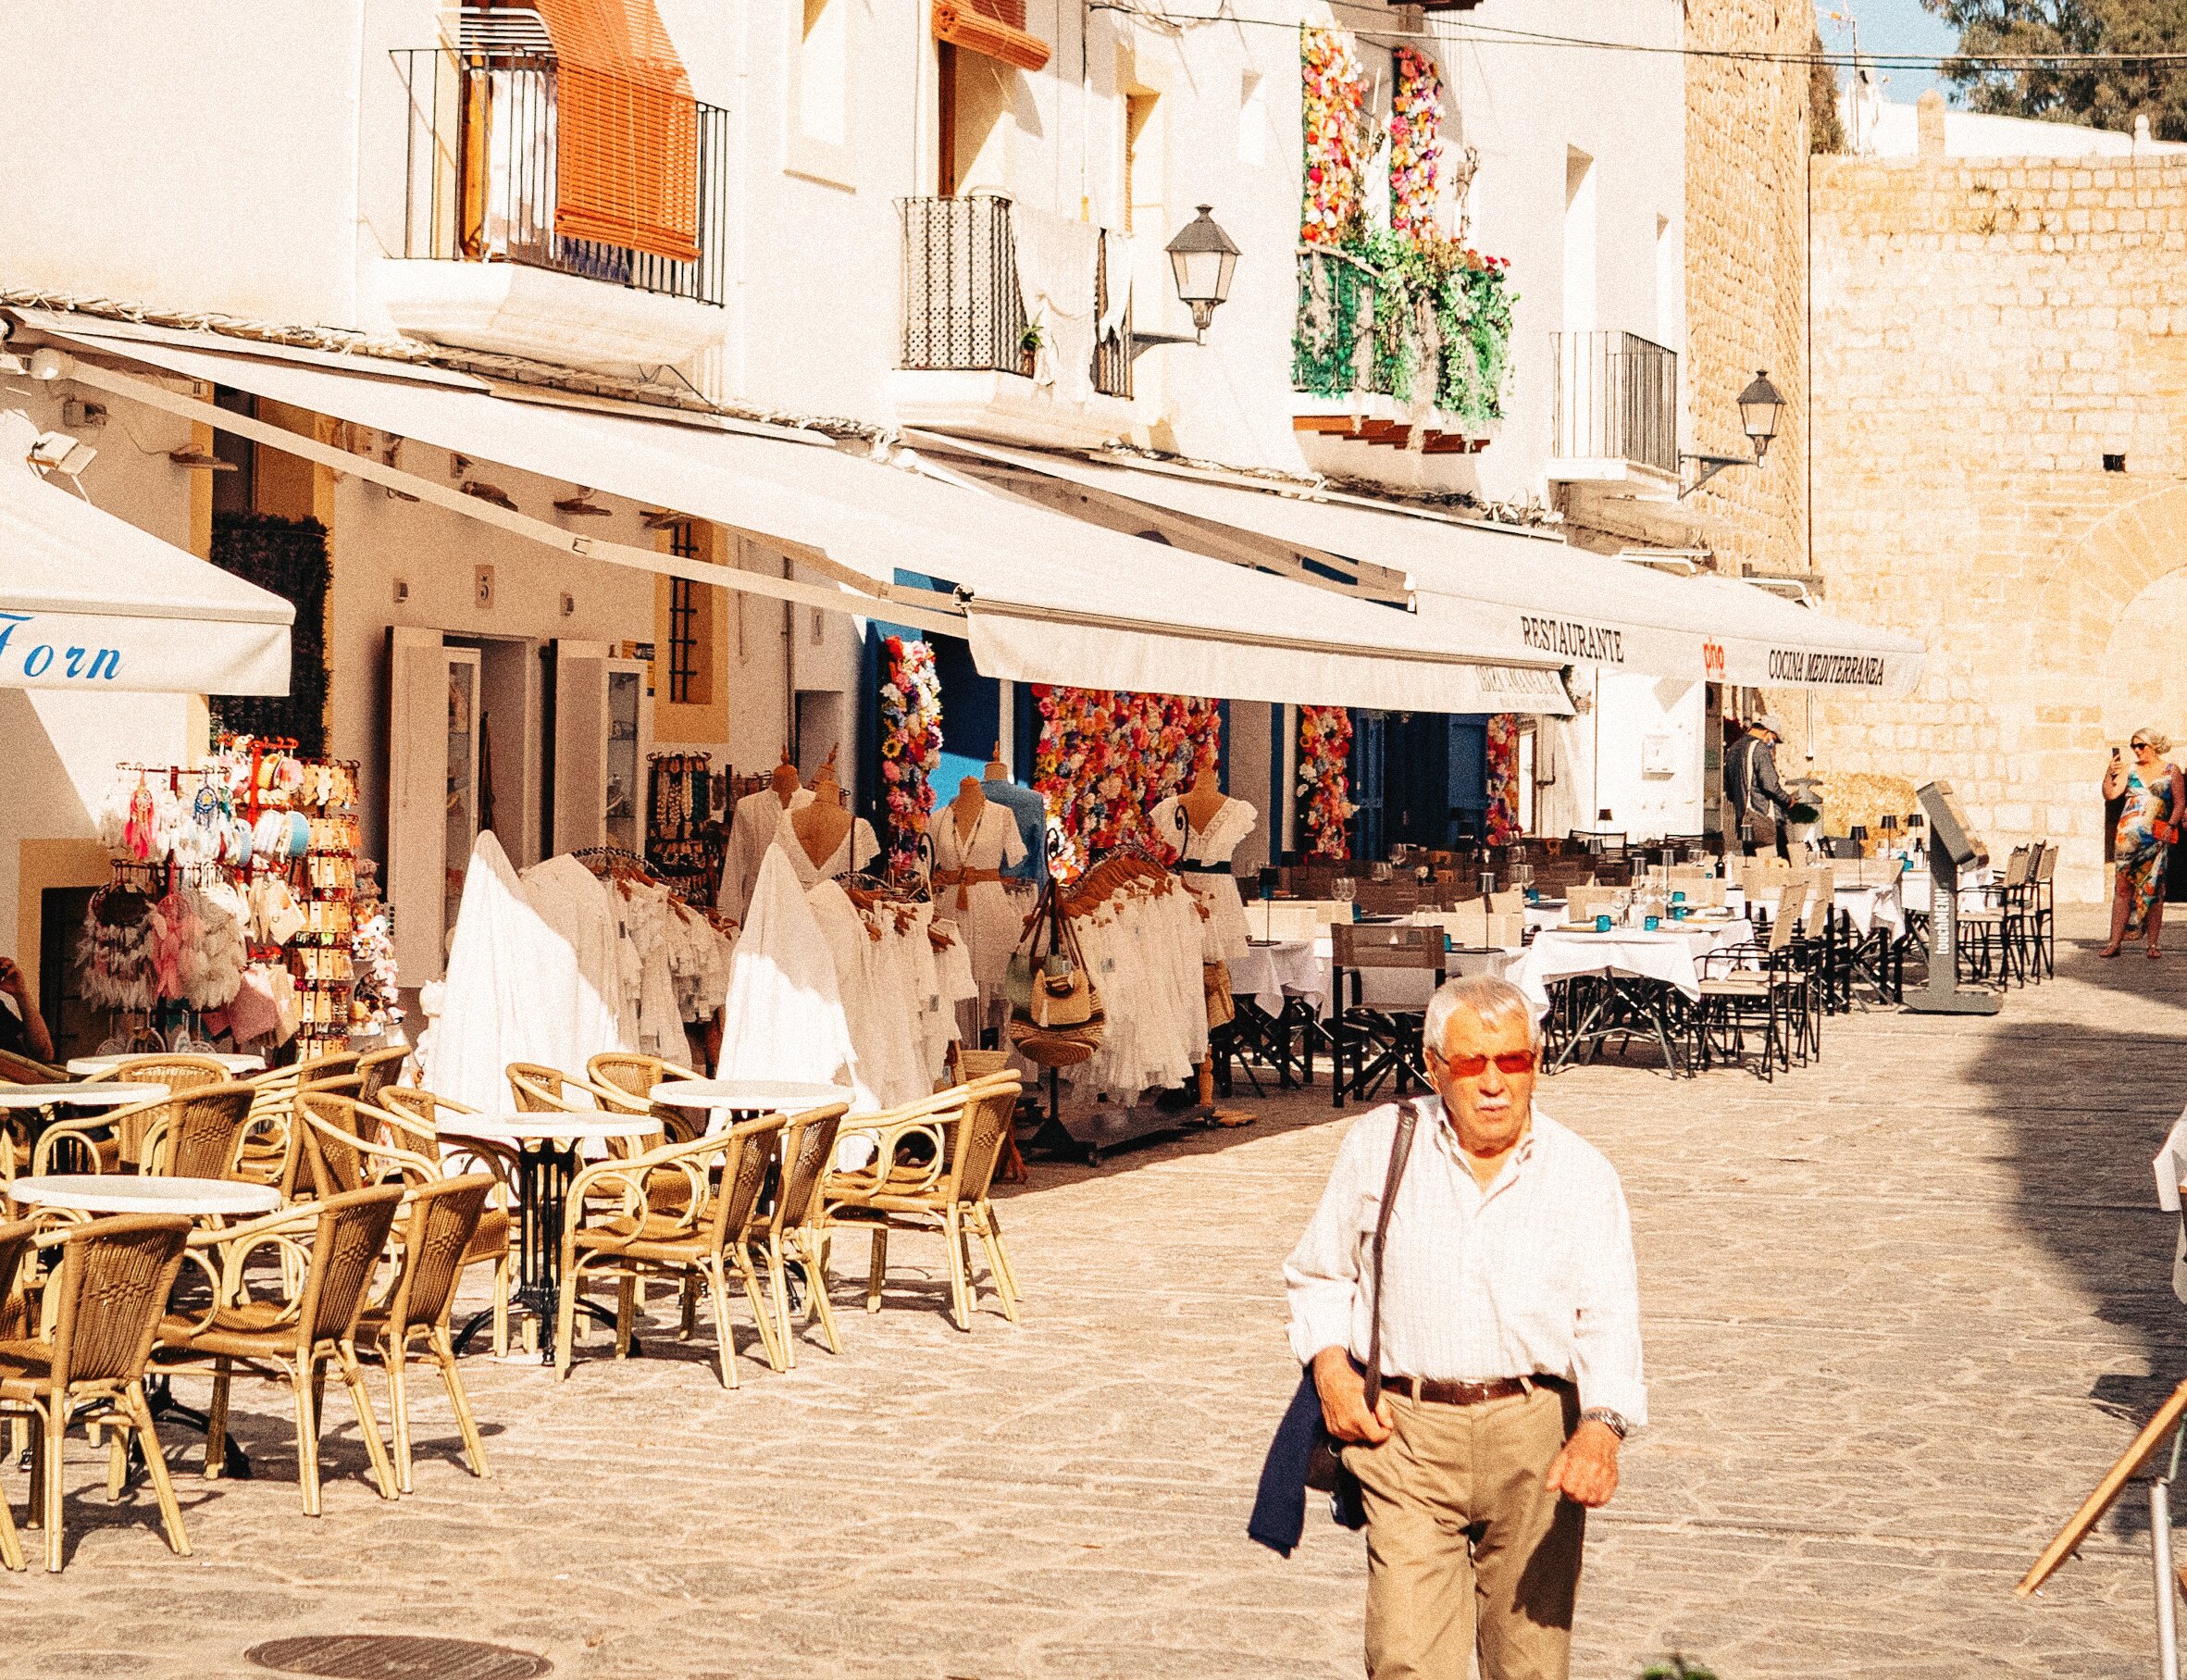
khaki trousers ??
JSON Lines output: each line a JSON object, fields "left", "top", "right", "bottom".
{"left": 1345, "top": 1384, "right": 1584, "bottom": 1680}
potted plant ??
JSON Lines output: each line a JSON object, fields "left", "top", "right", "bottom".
{"left": 1019, "top": 320, "right": 1045, "bottom": 377}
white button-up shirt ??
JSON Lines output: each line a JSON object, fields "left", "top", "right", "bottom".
{"left": 1284, "top": 1097, "right": 1646, "bottom": 1425}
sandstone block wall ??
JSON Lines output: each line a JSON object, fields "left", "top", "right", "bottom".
{"left": 1809, "top": 153, "right": 2187, "bottom": 902}
{"left": 1684, "top": 0, "right": 1813, "bottom": 580}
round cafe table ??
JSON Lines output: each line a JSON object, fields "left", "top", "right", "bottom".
{"left": 650, "top": 1078, "right": 853, "bottom": 1124}
{"left": 68, "top": 1052, "right": 266, "bottom": 1077}
{"left": 6, "top": 1172, "right": 278, "bottom": 1218}
{"left": 436, "top": 1113, "right": 654, "bottom": 1364}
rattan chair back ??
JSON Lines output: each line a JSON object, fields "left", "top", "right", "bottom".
{"left": 43, "top": 1213, "right": 193, "bottom": 1389}
{"left": 587, "top": 1052, "right": 706, "bottom": 1140}
{"left": 703, "top": 1114, "right": 788, "bottom": 1254}
{"left": 292, "top": 1186, "right": 405, "bottom": 1357}
{"left": 381, "top": 1175, "right": 492, "bottom": 1335}
{"left": 943, "top": 1075, "right": 1023, "bottom": 1208}
{"left": 106, "top": 1055, "right": 229, "bottom": 1095}
{"left": 0, "top": 1213, "right": 39, "bottom": 1340}
{"left": 769, "top": 1104, "right": 850, "bottom": 1238}
{"left": 354, "top": 1046, "right": 412, "bottom": 1104}
{"left": 143, "top": 1083, "right": 256, "bottom": 1179}
{"left": 295, "top": 1091, "right": 427, "bottom": 1198}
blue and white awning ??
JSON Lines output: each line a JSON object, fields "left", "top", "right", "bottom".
{"left": 0, "top": 412, "right": 292, "bottom": 694}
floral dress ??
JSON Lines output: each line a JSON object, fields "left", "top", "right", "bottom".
{"left": 2116, "top": 767, "right": 2177, "bottom": 932}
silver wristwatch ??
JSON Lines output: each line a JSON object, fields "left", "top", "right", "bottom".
{"left": 1582, "top": 1407, "right": 1631, "bottom": 1440}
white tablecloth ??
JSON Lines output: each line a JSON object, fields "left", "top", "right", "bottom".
{"left": 1229, "top": 940, "right": 1325, "bottom": 1014}
{"left": 1506, "top": 920, "right": 1756, "bottom": 1008}
{"left": 1835, "top": 878, "right": 1907, "bottom": 937}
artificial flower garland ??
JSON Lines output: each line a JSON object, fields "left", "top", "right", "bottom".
{"left": 877, "top": 636, "right": 943, "bottom": 873}
{"left": 1483, "top": 713, "right": 1522, "bottom": 846}
{"left": 1297, "top": 705, "right": 1355, "bottom": 859}
{"left": 1032, "top": 685, "right": 1221, "bottom": 881}
{"left": 1292, "top": 29, "right": 1516, "bottom": 429}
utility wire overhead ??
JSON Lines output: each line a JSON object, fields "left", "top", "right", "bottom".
{"left": 1087, "top": 0, "right": 2187, "bottom": 69}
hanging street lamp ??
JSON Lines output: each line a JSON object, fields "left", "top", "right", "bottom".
{"left": 1680, "top": 368, "right": 1790, "bottom": 498}
{"left": 1132, "top": 205, "right": 1241, "bottom": 358}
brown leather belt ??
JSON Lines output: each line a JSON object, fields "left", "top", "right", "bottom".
{"left": 934, "top": 866, "right": 1003, "bottom": 909}
{"left": 1380, "top": 1373, "right": 1571, "bottom": 1407}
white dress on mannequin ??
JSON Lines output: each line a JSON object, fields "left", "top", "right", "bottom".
{"left": 719, "top": 786, "right": 814, "bottom": 922}
{"left": 930, "top": 801, "right": 1026, "bottom": 1004}
{"left": 1150, "top": 795, "right": 1259, "bottom": 962}
{"left": 715, "top": 848, "right": 859, "bottom": 1096}
{"left": 771, "top": 809, "right": 880, "bottom": 887}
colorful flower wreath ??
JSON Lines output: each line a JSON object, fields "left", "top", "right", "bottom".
{"left": 878, "top": 636, "right": 943, "bottom": 873}
{"left": 1297, "top": 705, "right": 1355, "bottom": 859}
{"left": 1484, "top": 712, "right": 1522, "bottom": 846}
{"left": 1032, "top": 685, "right": 1222, "bottom": 881}
{"left": 1300, "top": 25, "right": 1370, "bottom": 247}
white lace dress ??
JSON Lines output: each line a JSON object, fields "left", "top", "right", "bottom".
{"left": 930, "top": 802, "right": 1027, "bottom": 1004}
{"left": 1149, "top": 795, "right": 1258, "bottom": 962}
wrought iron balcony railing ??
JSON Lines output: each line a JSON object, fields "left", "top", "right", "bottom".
{"left": 391, "top": 46, "right": 729, "bottom": 308}
{"left": 899, "top": 195, "right": 1132, "bottom": 400}
{"left": 1549, "top": 330, "right": 1679, "bottom": 476}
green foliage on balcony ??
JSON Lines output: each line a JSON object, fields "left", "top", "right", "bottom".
{"left": 1293, "top": 236, "right": 1515, "bottom": 431}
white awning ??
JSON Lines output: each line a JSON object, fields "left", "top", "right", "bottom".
{"left": 919, "top": 438, "right": 1926, "bottom": 697}
{"left": 28, "top": 317, "right": 1573, "bottom": 715}
{"left": 0, "top": 412, "right": 292, "bottom": 694}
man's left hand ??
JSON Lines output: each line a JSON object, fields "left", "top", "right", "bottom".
{"left": 1545, "top": 1418, "right": 1621, "bottom": 1508}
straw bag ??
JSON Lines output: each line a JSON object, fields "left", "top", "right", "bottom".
{"left": 1008, "top": 891, "right": 1105, "bottom": 1067}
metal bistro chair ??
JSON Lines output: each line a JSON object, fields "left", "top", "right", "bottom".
{"left": 1328, "top": 923, "right": 1446, "bottom": 1109}
{"left": 2030, "top": 841, "right": 2060, "bottom": 979}
{"left": 1960, "top": 844, "right": 2032, "bottom": 987}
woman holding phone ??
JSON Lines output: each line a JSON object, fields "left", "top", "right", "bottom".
{"left": 2102, "top": 729, "right": 2185, "bottom": 958}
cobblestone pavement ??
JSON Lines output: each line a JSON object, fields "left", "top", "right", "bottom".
{"left": 6, "top": 913, "right": 2185, "bottom": 1677}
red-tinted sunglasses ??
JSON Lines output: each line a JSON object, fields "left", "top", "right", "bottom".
{"left": 1431, "top": 1049, "right": 1538, "bottom": 1076}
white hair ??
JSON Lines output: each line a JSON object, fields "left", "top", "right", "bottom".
{"left": 1423, "top": 973, "right": 1542, "bottom": 1055}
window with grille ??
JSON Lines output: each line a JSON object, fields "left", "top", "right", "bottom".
{"left": 666, "top": 519, "right": 710, "bottom": 705}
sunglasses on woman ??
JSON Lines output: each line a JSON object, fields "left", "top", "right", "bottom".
{"left": 1431, "top": 1049, "right": 1538, "bottom": 1076}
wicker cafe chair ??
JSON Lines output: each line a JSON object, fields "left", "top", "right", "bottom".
{"left": 825, "top": 1073, "right": 1025, "bottom": 1332}
{"left": 294, "top": 1092, "right": 441, "bottom": 1199}
{"left": 1327, "top": 923, "right": 1446, "bottom": 1110}
{"left": 0, "top": 1213, "right": 195, "bottom": 1572}
{"left": 354, "top": 1174, "right": 495, "bottom": 1495}
{"left": 1691, "top": 896, "right": 1809, "bottom": 1080}
{"left": 587, "top": 1052, "right": 709, "bottom": 1142}
{"left": 152, "top": 1184, "right": 404, "bottom": 1515}
{"left": 139, "top": 1082, "right": 258, "bottom": 1180}
{"left": 553, "top": 1114, "right": 792, "bottom": 1388}
{"left": 354, "top": 1046, "right": 413, "bottom": 1105}
{"left": 235, "top": 1055, "right": 366, "bottom": 1196}
{"left": 29, "top": 1090, "right": 168, "bottom": 1178}
{"left": 379, "top": 1088, "right": 518, "bottom": 1357}
{"left": 748, "top": 1102, "right": 848, "bottom": 1367}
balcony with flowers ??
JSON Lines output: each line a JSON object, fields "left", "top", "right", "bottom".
{"left": 1292, "top": 35, "right": 1513, "bottom": 468}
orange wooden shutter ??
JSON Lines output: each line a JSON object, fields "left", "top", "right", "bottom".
{"left": 528, "top": 0, "right": 702, "bottom": 263}
{"left": 933, "top": 0, "right": 1050, "bottom": 73}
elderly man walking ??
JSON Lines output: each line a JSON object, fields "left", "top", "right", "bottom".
{"left": 1285, "top": 975, "right": 1645, "bottom": 1679}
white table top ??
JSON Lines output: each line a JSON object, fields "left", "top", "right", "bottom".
{"left": 68, "top": 1052, "right": 266, "bottom": 1076}
{"left": 651, "top": 1079, "right": 854, "bottom": 1114}
{"left": 1508, "top": 920, "right": 1756, "bottom": 1007}
{"left": 437, "top": 1113, "right": 656, "bottom": 1146}
{"left": 0, "top": 1082, "right": 168, "bottom": 1110}
{"left": 7, "top": 1173, "right": 280, "bottom": 1217}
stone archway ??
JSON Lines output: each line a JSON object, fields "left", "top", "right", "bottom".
{"left": 2097, "top": 568, "right": 2187, "bottom": 746}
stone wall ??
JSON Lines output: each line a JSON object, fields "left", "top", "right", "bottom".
{"left": 1808, "top": 143, "right": 2187, "bottom": 901}
{"left": 1684, "top": 0, "right": 1813, "bottom": 580}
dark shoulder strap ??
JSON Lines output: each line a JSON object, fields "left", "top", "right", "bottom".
{"left": 1361, "top": 1100, "right": 1423, "bottom": 1412}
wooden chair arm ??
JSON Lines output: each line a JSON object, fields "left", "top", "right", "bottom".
{"left": 826, "top": 1115, "right": 952, "bottom": 1201}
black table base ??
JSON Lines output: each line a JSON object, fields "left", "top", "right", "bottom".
{"left": 454, "top": 1136, "right": 634, "bottom": 1365}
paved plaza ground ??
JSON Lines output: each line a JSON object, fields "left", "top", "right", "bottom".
{"left": 7, "top": 911, "right": 2186, "bottom": 1677}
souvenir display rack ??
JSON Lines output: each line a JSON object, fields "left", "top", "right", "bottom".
{"left": 82, "top": 738, "right": 389, "bottom": 1064}
{"left": 645, "top": 751, "right": 727, "bottom": 906}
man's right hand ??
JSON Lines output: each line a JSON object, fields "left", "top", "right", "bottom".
{"left": 1312, "top": 1344, "right": 1393, "bottom": 1444}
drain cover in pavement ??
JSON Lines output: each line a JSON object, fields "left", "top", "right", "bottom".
{"left": 244, "top": 1636, "right": 552, "bottom": 1680}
